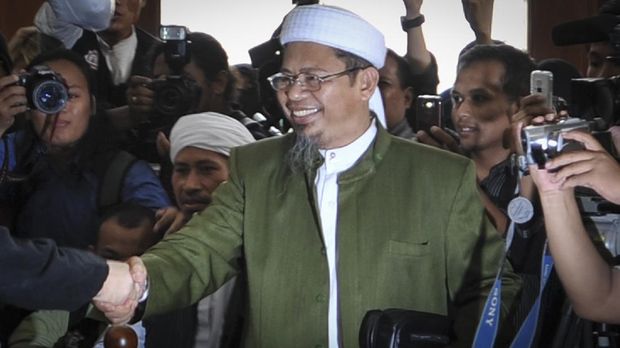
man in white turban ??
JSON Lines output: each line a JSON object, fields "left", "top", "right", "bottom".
{"left": 97, "top": 5, "right": 519, "bottom": 348}
{"left": 169, "top": 112, "right": 255, "bottom": 216}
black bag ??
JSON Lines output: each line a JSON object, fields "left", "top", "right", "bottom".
{"left": 359, "top": 309, "right": 451, "bottom": 348}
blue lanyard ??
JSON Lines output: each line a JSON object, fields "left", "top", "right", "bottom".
{"left": 472, "top": 219, "right": 516, "bottom": 348}
{"left": 510, "top": 242, "right": 554, "bottom": 348}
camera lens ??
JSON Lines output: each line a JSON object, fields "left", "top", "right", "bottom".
{"left": 156, "top": 84, "right": 185, "bottom": 116}
{"left": 32, "top": 80, "right": 68, "bottom": 114}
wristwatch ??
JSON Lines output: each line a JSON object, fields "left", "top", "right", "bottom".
{"left": 401, "top": 15, "right": 425, "bottom": 31}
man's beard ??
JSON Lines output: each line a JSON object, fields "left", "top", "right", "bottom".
{"left": 286, "top": 132, "right": 321, "bottom": 174}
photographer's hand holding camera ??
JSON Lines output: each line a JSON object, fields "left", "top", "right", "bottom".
{"left": 528, "top": 130, "right": 620, "bottom": 323}
{"left": 0, "top": 74, "right": 28, "bottom": 135}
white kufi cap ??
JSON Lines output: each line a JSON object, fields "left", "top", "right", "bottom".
{"left": 280, "top": 4, "right": 387, "bottom": 68}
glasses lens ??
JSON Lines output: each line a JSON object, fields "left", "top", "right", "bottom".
{"left": 301, "top": 74, "right": 321, "bottom": 91}
{"left": 269, "top": 75, "right": 289, "bottom": 91}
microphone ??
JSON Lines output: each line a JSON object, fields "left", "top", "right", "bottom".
{"left": 552, "top": 14, "right": 620, "bottom": 46}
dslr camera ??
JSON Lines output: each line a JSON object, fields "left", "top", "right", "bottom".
{"left": 16, "top": 65, "right": 69, "bottom": 115}
{"left": 521, "top": 118, "right": 590, "bottom": 169}
{"left": 151, "top": 25, "right": 201, "bottom": 120}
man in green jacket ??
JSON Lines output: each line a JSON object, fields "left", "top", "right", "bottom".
{"left": 97, "top": 4, "right": 520, "bottom": 347}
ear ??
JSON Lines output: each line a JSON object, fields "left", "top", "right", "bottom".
{"left": 358, "top": 67, "right": 379, "bottom": 101}
{"left": 210, "top": 70, "right": 230, "bottom": 96}
{"left": 403, "top": 86, "right": 414, "bottom": 109}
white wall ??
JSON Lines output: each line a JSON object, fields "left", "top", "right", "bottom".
{"left": 161, "top": 1, "right": 528, "bottom": 92}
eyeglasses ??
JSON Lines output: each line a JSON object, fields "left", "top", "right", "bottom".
{"left": 267, "top": 67, "right": 366, "bottom": 92}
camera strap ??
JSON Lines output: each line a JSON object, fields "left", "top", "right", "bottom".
{"left": 473, "top": 165, "right": 552, "bottom": 348}
{"left": 510, "top": 242, "right": 553, "bottom": 348}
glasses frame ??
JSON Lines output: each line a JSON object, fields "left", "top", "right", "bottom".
{"left": 267, "top": 67, "right": 365, "bottom": 92}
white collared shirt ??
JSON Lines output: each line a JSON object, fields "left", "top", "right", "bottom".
{"left": 315, "top": 120, "right": 377, "bottom": 348}
{"left": 96, "top": 27, "right": 138, "bottom": 85}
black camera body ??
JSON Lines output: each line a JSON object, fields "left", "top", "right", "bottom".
{"left": 151, "top": 76, "right": 201, "bottom": 119}
{"left": 147, "top": 25, "right": 202, "bottom": 129}
{"left": 570, "top": 76, "right": 620, "bottom": 129}
{"left": 17, "top": 65, "right": 69, "bottom": 115}
{"left": 521, "top": 118, "right": 590, "bottom": 168}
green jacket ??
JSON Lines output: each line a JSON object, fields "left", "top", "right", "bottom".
{"left": 142, "top": 126, "right": 520, "bottom": 347}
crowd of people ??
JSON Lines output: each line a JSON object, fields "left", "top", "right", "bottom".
{"left": 1, "top": 0, "right": 620, "bottom": 347}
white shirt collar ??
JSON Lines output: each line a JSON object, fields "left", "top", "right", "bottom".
{"left": 318, "top": 119, "right": 377, "bottom": 175}
{"left": 96, "top": 27, "right": 138, "bottom": 85}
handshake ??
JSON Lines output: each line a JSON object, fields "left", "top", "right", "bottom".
{"left": 92, "top": 256, "right": 149, "bottom": 324}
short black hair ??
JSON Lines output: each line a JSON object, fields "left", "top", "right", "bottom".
{"left": 27, "top": 48, "right": 94, "bottom": 96}
{"left": 385, "top": 49, "right": 414, "bottom": 89}
{"left": 331, "top": 47, "right": 373, "bottom": 85}
{"left": 457, "top": 44, "right": 536, "bottom": 102}
{"left": 99, "top": 202, "right": 156, "bottom": 231}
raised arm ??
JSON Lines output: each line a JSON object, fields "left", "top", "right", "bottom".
{"left": 530, "top": 131, "right": 620, "bottom": 323}
{"left": 462, "top": 0, "right": 495, "bottom": 44}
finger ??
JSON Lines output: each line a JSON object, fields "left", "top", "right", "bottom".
{"left": 560, "top": 131, "right": 604, "bottom": 151}
{"left": 166, "top": 212, "right": 188, "bottom": 235}
{"left": 156, "top": 131, "right": 171, "bottom": 158}
{"left": 430, "top": 126, "right": 459, "bottom": 151}
{"left": 153, "top": 210, "right": 172, "bottom": 234}
{"left": 545, "top": 150, "right": 596, "bottom": 170}
{"left": 129, "top": 75, "right": 152, "bottom": 86}
{"left": 416, "top": 130, "right": 442, "bottom": 148}
{"left": 127, "top": 256, "right": 148, "bottom": 286}
{"left": 549, "top": 159, "right": 595, "bottom": 184}
{"left": 0, "top": 75, "right": 19, "bottom": 90}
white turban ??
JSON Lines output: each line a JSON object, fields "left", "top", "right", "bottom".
{"left": 170, "top": 112, "right": 255, "bottom": 161}
{"left": 280, "top": 4, "right": 387, "bottom": 69}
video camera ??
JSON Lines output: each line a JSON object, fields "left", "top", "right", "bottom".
{"left": 521, "top": 118, "right": 590, "bottom": 169}
{"left": 150, "top": 25, "right": 201, "bottom": 122}
{"left": 16, "top": 65, "right": 69, "bottom": 115}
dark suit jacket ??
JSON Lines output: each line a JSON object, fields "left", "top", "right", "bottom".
{"left": 72, "top": 27, "right": 159, "bottom": 108}
{"left": 0, "top": 227, "right": 107, "bottom": 311}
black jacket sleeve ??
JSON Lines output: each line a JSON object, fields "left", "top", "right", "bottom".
{"left": 0, "top": 227, "right": 108, "bottom": 311}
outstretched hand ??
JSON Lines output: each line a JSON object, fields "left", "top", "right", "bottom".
{"left": 93, "top": 257, "right": 148, "bottom": 325}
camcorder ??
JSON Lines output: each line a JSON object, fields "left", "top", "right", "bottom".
{"left": 521, "top": 118, "right": 590, "bottom": 169}
{"left": 16, "top": 65, "right": 69, "bottom": 115}
{"left": 150, "top": 25, "right": 201, "bottom": 127}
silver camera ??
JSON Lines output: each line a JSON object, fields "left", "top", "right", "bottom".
{"left": 521, "top": 118, "right": 590, "bottom": 168}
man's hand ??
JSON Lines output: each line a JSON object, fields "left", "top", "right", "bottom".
{"left": 0, "top": 75, "right": 27, "bottom": 136}
{"left": 93, "top": 258, "right": 148, "bottom": 325}
{"left": 542, "top": 131, "right": 620, "bottom": 204}
{"left": 154, "top": 206, "right": 190, "bottom": 235}
{"left": 126, "top": 75, "right": 154, "bottom": 116}
{"left": 462, "top": 0, "right": 494, "bottom": 44}
{"left": 416, "top": 126, "right": 463, "bottom": 155}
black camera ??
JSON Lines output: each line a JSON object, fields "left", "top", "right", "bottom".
{"left": 151, "top": 25, "right": 201, "bottom": 120}
{"left": 570, "top": 76, "right": 620, "bottom": 129}
{"left": 521, "top": 118, "right": 590, "bottom": 168}
{"left": 16, "top": 65, "right": 69, "bottom": 115}
{"left": 151, "top": 76, "right": 201, "bottom": 118}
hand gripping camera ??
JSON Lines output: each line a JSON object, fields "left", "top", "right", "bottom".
{"left": 151, "top": 25, "right": 201, "bottom": 119}
{"left": 521, "top": 118, "right": 590, "bottom": 169}
{"left": 16, "top": 65, "right": 69, "bottom": 115}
